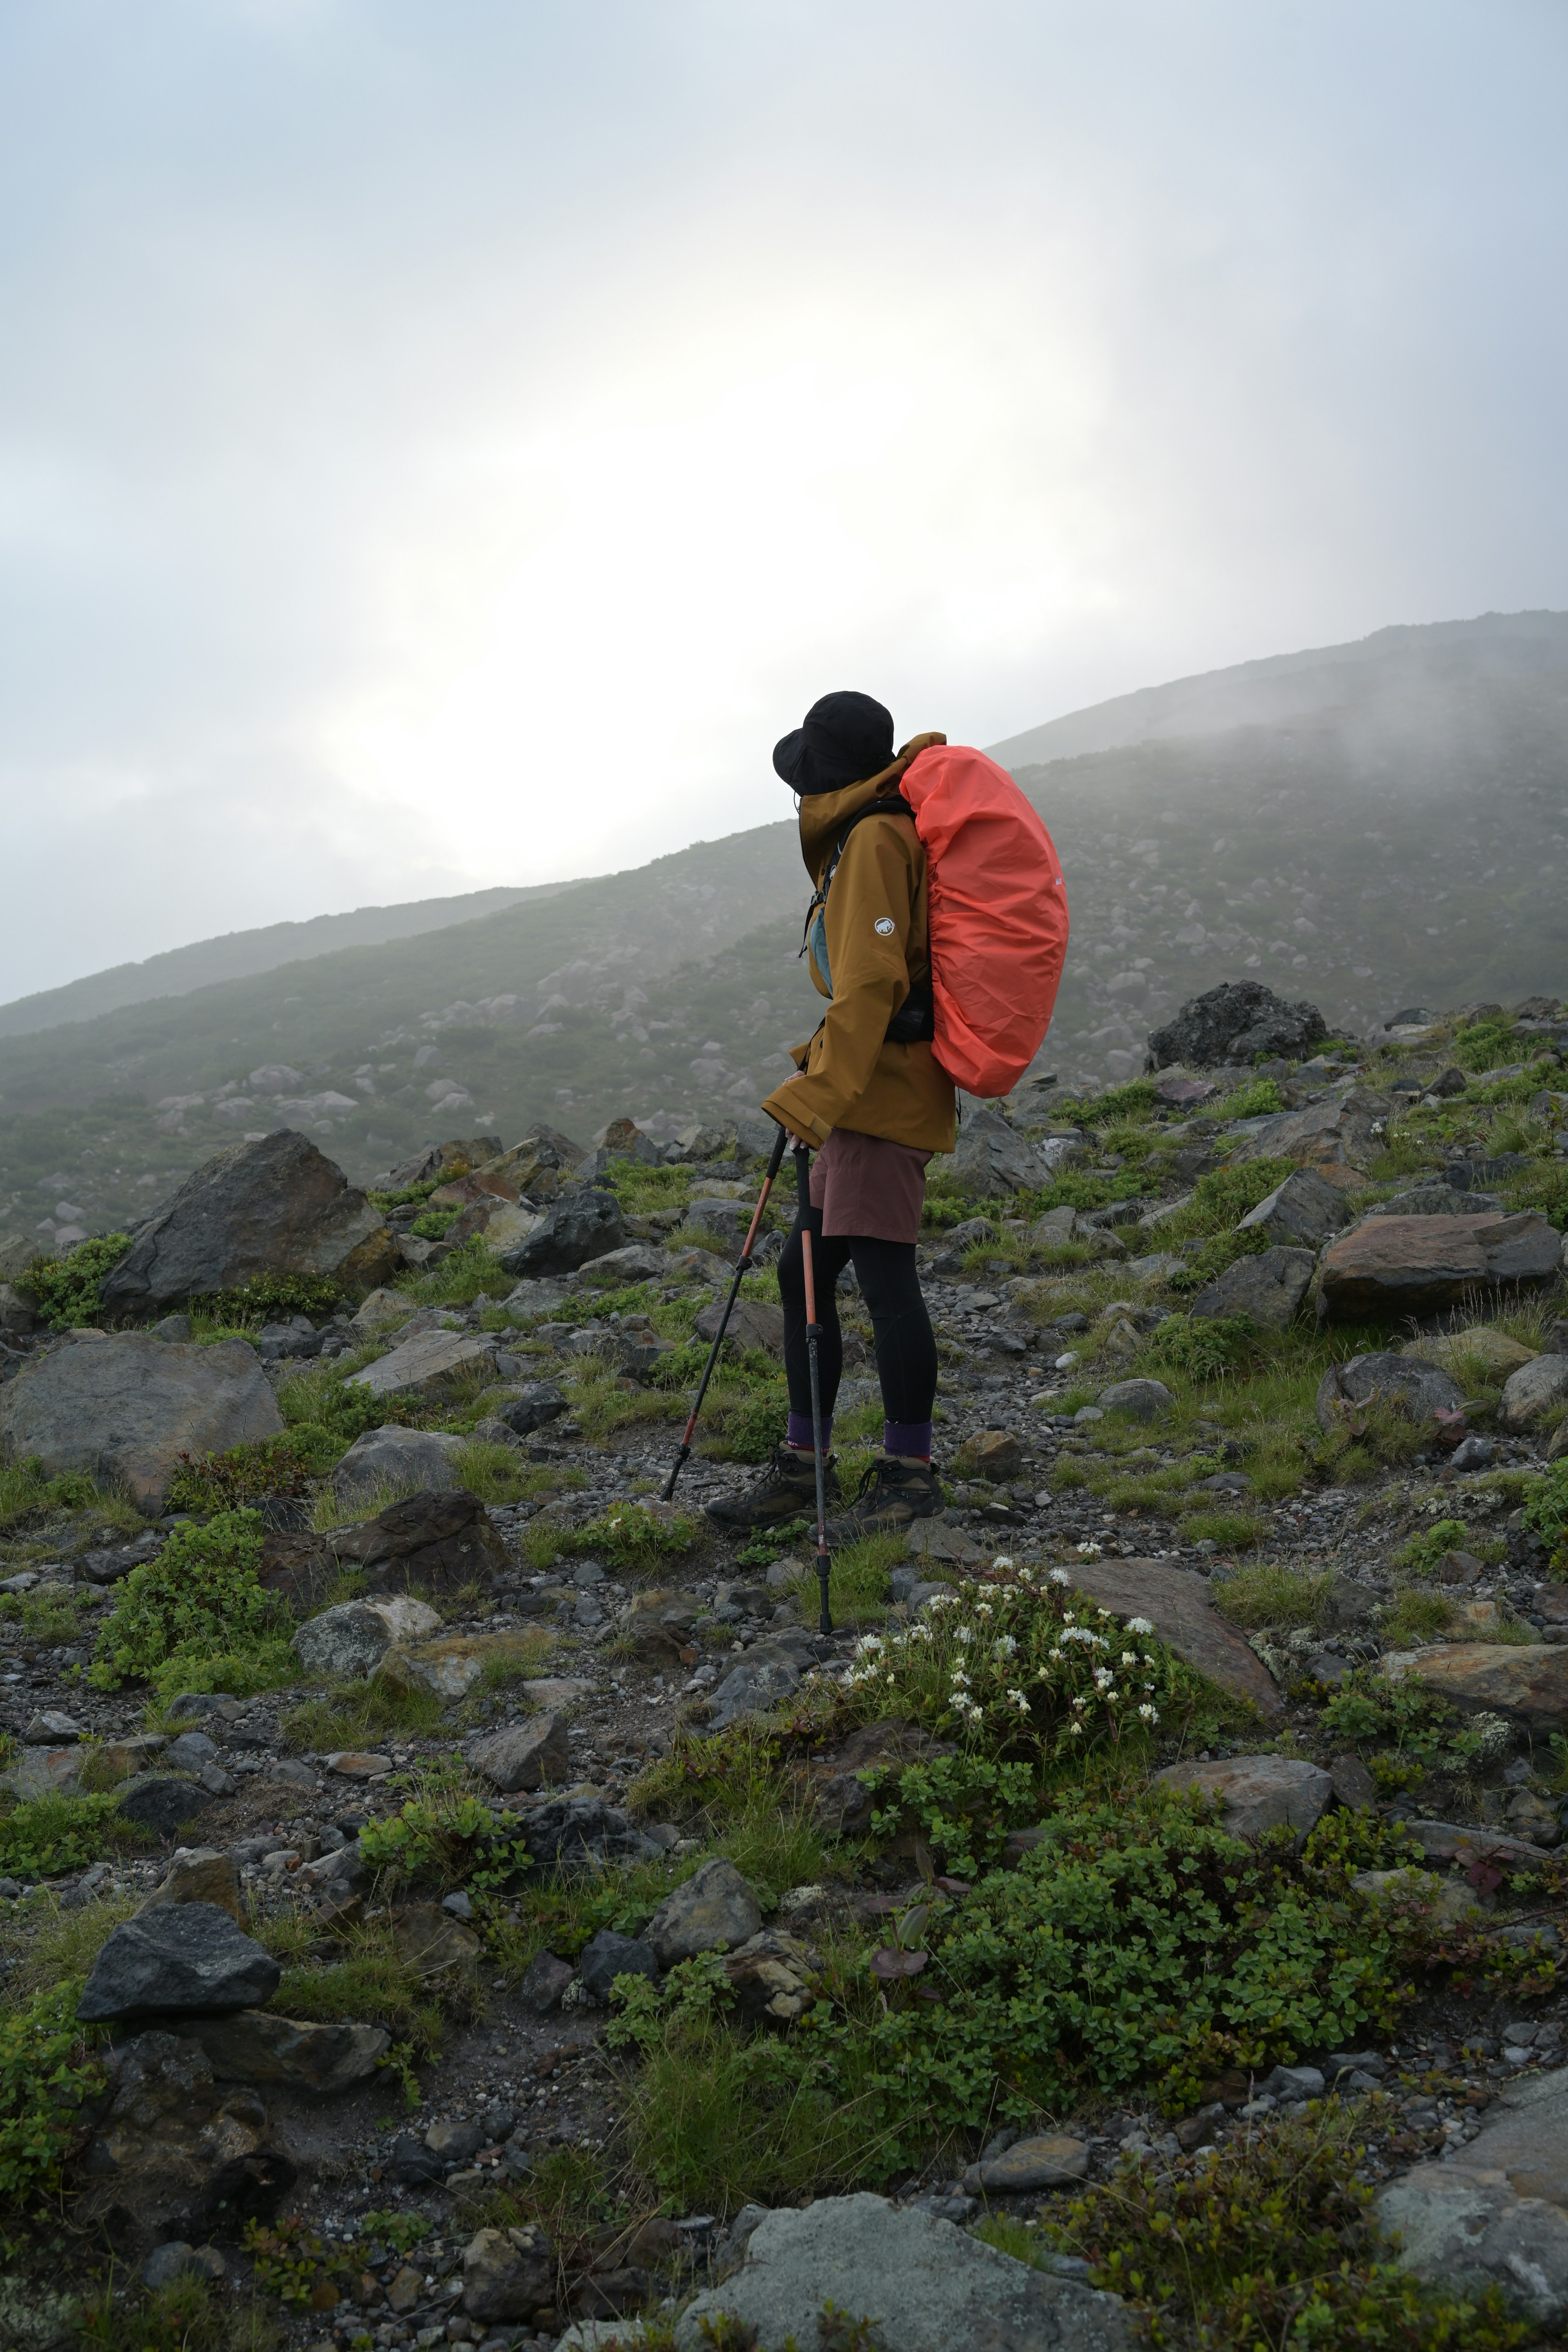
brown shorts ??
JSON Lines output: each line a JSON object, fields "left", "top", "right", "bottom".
{"left": 808, "top": 1128, "right": 931, "bottom": 1244}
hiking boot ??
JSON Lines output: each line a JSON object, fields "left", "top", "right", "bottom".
{"left": 704, "top": 1444, "right": 840, "bottom": 1531}
{"left": 823, "top": 1456, "right": 944, "bottom": 1548}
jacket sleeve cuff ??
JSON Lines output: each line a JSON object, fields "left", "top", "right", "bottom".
{"left": 760, "top": 1080, "right": 832, "bottom": 1146}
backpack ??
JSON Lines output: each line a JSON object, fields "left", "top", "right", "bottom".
{"left": 804, "top": 746, "right": 1069, "bottom": 1096}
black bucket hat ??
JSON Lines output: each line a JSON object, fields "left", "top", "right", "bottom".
{"left": 773, "top": 690, "right": 894, "bottom": 795}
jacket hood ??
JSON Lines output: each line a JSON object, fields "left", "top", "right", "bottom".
{"left": 796, "top": 733, "right": 947, "bottom": 881}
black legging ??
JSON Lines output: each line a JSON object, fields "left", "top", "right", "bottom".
{"left": 776, "top": 1203, "right": 938, "bottom": 1432}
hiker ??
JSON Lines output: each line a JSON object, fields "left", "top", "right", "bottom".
{"left": 706, "top": 691, "right": 954, "bottom": 1545}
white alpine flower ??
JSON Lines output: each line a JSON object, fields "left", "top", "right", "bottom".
{"left": 1047, "top": 1568, "right": 1071, "bottom": 1586}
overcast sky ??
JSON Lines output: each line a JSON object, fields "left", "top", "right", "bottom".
{"left": 3, "top": 0, "right": 1567, "bottom": 1001}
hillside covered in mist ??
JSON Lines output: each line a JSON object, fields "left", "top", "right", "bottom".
{"left": 2, "top": 608, "right": 1566, "bottom": 1248}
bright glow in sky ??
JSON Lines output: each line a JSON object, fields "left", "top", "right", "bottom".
{"left": 3, "top": 0, "right": 1568, "bottom": 998}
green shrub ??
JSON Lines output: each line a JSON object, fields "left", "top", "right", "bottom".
{"left": 409, "top": 1208, "right": 461, "bottom": 1241}
{"left": 0, "top": 1792, "right": 137, "bottom": 1880}
{"left": 165, "top": 1426, "right": 346, "bottom": 1513}
{"left": 699, "top": 1385, "right": 789, "bottom": 1463}
{"left": 1040, "top": 2104, "right": 1532, "bottom": 2350}
{"left": 89, "top": 1511, "right": 285, "bottom": 1688}
{"left": 0, "top": 1978, "right": 107, "bottom": 2216}
{"left": 18, "top": 1234, "right": 133, "bottom": 1330}
{"left": 0, "top": 1456, "right": 122, "bottom": 1532}
{"left": 1167, "top": 1156, "right": 1298, "bottom": 1237}
{"left": 359, "top": 1777, "right": 532, "bottom": 1895}
{"left": 838, "top": 1562, "right": 1188, "bottom": 1756}
{"left": 1068, "top": 1078, "right": 1158, "bottom": 1127}
{"left": 1449, "top": 1017, "right": 1519, "bottom": 1073}
{"left": 563, "top": 1501, "right": 700, "bottom": 1570}
{"left": 1396, "top": 1517, "right": 1506, "bottom": 1577}
{"left": 1214, "top": 1076, "right": 1285, "bottom": 1118}
{"left": 189, "top": 1272, "right": 343, "bottom": 1323}
{"left": 1143, "top": 1311, "right": 1262, "bottom": 1377}
{"left": 1522, "top": 1459, "right": 1568, "bottom": 1569}
{"left": 1210, "top": 1561, "right": 1332, "bottom": 1630}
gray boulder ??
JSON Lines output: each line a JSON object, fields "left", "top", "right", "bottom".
{"left": 1189, "top": 1246, "right": 1316, "bottom": 1330}
{"left": 1499, "top": 1354, "right": 1568, "bottom": 1432}
{"left": 114, "top": 1779, "right": 214, "bottom": 1841}
{"left": 1148, "top": 981, "right": 1327, "bottom": 1069}
{"left": 1377, "top": 2065, "right": 1568, "bottom": 2323}
{"left": 675, "top": 2192, "right": 1134, "bottom": 2352}
{"left": 499, "top": 1191, "right": 625, "bottom": 1277}
{"left": 332, "top": 1424, "right": 468, "bottom": 1502}
{"left": 705, "top": 1655, "right": 802, "bottom": 1730}
{"left": 577, "top": 1243, "right": 669, "bottom": 1286}
{"left": 0, "top": 1333, "right": 282, "bottom": 1515}
{"left": 1152, "top": 1754, "right": 1332, "bottom": 1841}
{"left": 578, "top": 1929, "right": 659, "bottom": 2003}
{"left": 185, "top": 2010, "right": 389, "bottom": 2096}
{"left": 99, "top": 1130, "right": 397, "bottom": 1314}
{"left": 1315, "top": 1351, "right": 1465, "bottom": 1434}
{"left": 497, "top": 1381, "right": 568, "bottom": 1436}
{"left": 644, "top": 1859, "right": 762, "bottom": 1967}
{"left": 467, "top": 1714, "right": 569, "bottom": 1793}
{"left": 461, "top": 2223, "right": 555, "bottom": 2325}
{"left": 950, "top": 1107, "right": 1056, "bottom": 1198}
{"left": 292, "top": 1595, "right": 441, "bottom": 1679}
{"left": 1097, "top": 1378, "right": 1174, "bottom": 1422}
{"left": 1236, "top": 1167, "right": 1351, "bottom": 1249}
{"left": 1363, "top": 1184, "right": 1504, "bottom": 1219}
{"left": 515, "top": 1793, "right": 662, "bottom": 1875}
{"left": 681, "top": 1198, "right": 754, "bottom": 1254}
{"left": 78, "top": 1902, "right": 281, "bottom": 2022}
{"left": 694, "top": 1294, "right": 786, "bottom": 1356}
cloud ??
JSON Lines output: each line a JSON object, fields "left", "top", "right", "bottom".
{"left": 2, "top": 0, "right": 1568, "bottom": 997}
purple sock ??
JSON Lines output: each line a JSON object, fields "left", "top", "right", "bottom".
{"left": 884, "top": 1420, "right": 933, "bottom": 1459}
{"left": 786, "top": 1411, "right": 832, "bottom": 1453}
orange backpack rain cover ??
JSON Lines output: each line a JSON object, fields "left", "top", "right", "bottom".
{"left": 901, "top": 743, "right": 1070, "bottom": 1099}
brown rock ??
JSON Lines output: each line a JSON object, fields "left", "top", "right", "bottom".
{"left": 1066, "top": 1558, "right": 1286, "bottom": 1721}
{"left": 331, "top": 1487, "right": 509, "bottom": 1596}
{"left": 386, "top": 2265, "right": 424, "bottom": 2314}
{"left": 1382, "top": 1644, "right": 1568, "bottom": 1734}
{"left": 184, "top": 2010, "right": 389, "bottom": 2096}
{"left": 1436, "top": 1550, "right": 1485, "bottom": 1585}
{"left": 1320, "top": 1212, "right": 1562, "bottom": 1319}
{"left": 723, "top": 1929, "right": 818, "bottom": 2022}
{"left": 137, "top": 1848, "right": 243, "bottom": 1923}
{"left": 78, "top": 2029, "right": 295, "bottom": 2251}
{"left": 962, "top": 2135, "right": 1090, "bottom": 2193}
{"left": 461, "top": 2224, "right": 555, "bottom": 2324}
{"left": 957, "top": 1428, "right": 1025, "bottom": 1479}
{"left": 394, "top": 1902, "right": 484, "bottom": 1985}
{"left": 1329, "top": 1753, "right": 1378, "bottom": 1811}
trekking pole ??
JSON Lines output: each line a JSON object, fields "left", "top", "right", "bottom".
{"left": 794, "top": 1141, "right": 833, "bottom": 1637}
{"left": 662, "top": 1120, "right": 788, "bottom": 1503}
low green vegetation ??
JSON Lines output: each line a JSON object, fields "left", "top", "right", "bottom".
{"left": 0, "top": 1978, "right": 107, "bottom": 2223}
{"left": 0, "top": 1792, "right": 149, "bottom": 1881}
{"left": 88, "top": 1510, "right": 292, "bottom": 1693}
{"left": 14, "top": 1234, "right": 133, "bottom": 1329}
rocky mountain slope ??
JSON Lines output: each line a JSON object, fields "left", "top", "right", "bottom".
{"left": 0, "top": 988, "right": 1566, "bottom": 2344}
{"left": 3, "top": 609, "right": 1568, "bottom": 1250}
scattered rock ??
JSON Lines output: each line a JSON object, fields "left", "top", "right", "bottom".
{"left": 291, "top": 1595, "right": 441, "bottom": 1679}
{"left": 100, "top": 1131, "right": 396, "bottom": 1314}
{"left": 115, "top": 1777, "right": 215, "bottom": 1841}
{"left": 499, "top": 1190, "right": 626, "bottom": 1277}
{"left": 331, "top": 1424, "right": 469, "bottom": 1501}
{"left": 1149, "top": 982, "right": 1327, "bottom": 1071}
{"left": 1066, "top": 1559, "right": 1285, "bottom": 1721}
{"left": 513, "top": 1792, "right": 660, "bottom": 1875}
{"left": 1498, "top": 1353, "right": 1568, "bottom": 1431}
{"left": 468, "top": 1714, "right": 570, "bottom": 1793}
{"left": 694, "top": 1294, "right": 786, "bottom": 1354}
{"left": 344, "top": 1327, "right": 502, "bottom": 1401}
{"left": 1314, "top": 1351, "right": 1466, "bottom": 1433}
{"left": 141, "top": 2245, "right": 227, "bottom": 2291}
{"left": 723, "top": 1929, "right": 817, "bottom": 2023}
{"left": 904, "top": 1519, "right": 986, "bottom": 1565}
{"left": 962, "top": 2134, "right": 1090, "bottom": 2194}
{"left": 0, "top": 1334, "right": 282, "bottom": 1514}
{"left": 1235, "top": 1167, "right": 1352, "bottom": 1248}
{"left": 517, "top": 1951, "right": 575, "bottom": 2013}
{"left": 185, "top": 2011, "right": 389, "bottom": 2096}
{"left": 579, "top": 1929, "right": 660, "bottom": 2003}
{"left": 461, "top": 2223, "right": 557, "bottom": 2325}
{"left": 579, "top": 1243, "right": 670, "bottom": 1287}
{"left": 958, "top": 1427, "right": 1026, "bottom": 1475}
{"left": 497, "top": 1381, "right": 569, "bottom": 1437}
{"left": 1152, "top": 1754, "right": 1332, "bottom": 1841}
{"left": 644, "top": 1858, "right": 762, "bottom": 1967}
{"left": 137, "top": 1848, "right": 243, "bottom": 1923}
{"left": 675, "top": 2191, "right": 1134, "bottom": 2352}
{"left": 1189, "top": 1246, "right": 1316, "bottom": 1330}
{"left": 78, "top": 1904, "right": 282, "bottom": 2024}
{"left": 79, "top": 2030, "right": 295, "bottom": 2250}
{"left": 949, "top": 1106, "right": 1065, "bottom": 1198}
{"left": 703, "top": 1655, "right": 802, "bottom": 1731}
{"left": 1096, "top": 1378, "right": 1174, "bottom": 1422}
{"left": 1382, "top": 1645, "right": 1568, "bottom": 1734}
{"left": 23, "top": 1709, "right": 81, "bottom": 1744}
{"left": 393, "top": 1902, "right": 485, "bottom": 1986}
{"left": 1378, "top": 2065, "right": 1568, "bottom": 2324}
{"left": 1329, "top": 1753, "right": 1378, "bottom": 1810}
{"left": 1403, "top": 1326, "right": 1537, "bottom": 1380}
{"left": 1320, "top": 1212, "right": 1562, "bottom": 1318}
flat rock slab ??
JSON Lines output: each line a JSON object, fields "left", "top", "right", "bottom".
{"left": 468, "top": 1714, "right": 570, "bottom": 1793}
{"left": 1236, "top": 1166, "right": 1352, "bottom": 1249}
{"left": 374, "top": 1631, "right": 540, "bottom": 1702}
{"left": 1229, "top": 1091, "right": 1385, "bottom": 1170}
{"left": 1066, "top": 1559, "right": 1285, "bottom": 1721}
{"left": 346, "top": 1329, "right": 501, "bottom": 1400}
{"left": 79, "top": 1902, "right": 281, "bottom": 2022}
{"left": 0, "top": 1333, "right": 282, "bottom": 1513}
{"left": 905, "top": 1519, "right": 986, "bottom": 1565}
{"left": 325, "top": 1751, "right": 393, "bottom": 1779}
{"left": 292, "top": 1595, "right": 441, "bottom": 1679}
{"left": 1403, "top": 1819, "right": 1557, "bottom": 1869}
{"left": 1405, "top": 1327, "right": 1537, "bottom": 1380}
{"left": 99, "top": 1129, "right": 397, "bottom": 1313}
{"left": 644, "top": 1858, "right": 762, "bottom": 1967}
{"left": 1320, "top": 1211, "right": 1562, "bottom": 1317}
{"left": 1381, "top": 1644, "right": 1568, "bottom": 1733}
{"left": 331, "top": 1487, "right": 510, "bottom": 1595}
{"left": 1152, "top": 1754, "right": 1332, "bottom": 1840}
{"left": 185, "top": 2009, "right": 389, "bottom": 2096}
{"left": 137, "top": 1848, "right": 243, "bottom": 1922}
{"left": 962, "top": 2134, "right": 1089, "bottom": 2194}
{"left": 675, "top": 2191, "right": 1134, "bottom": 2352}
{"left": 1377, "top": 2066, "right": 1568, "bottom": 2323}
